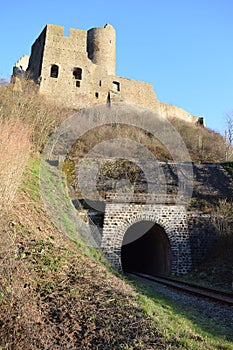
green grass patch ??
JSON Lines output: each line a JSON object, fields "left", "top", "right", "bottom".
{"left": 21, "top": 157, "right": 41, "bottom": 202}
{"left": 29, "top": 156, "right": 110, "bottom": 267}
{"left": 127, "top": 276, "right": 233, "bottom": 350}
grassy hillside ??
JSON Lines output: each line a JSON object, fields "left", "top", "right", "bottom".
{"left": 170, "top": 118, "right": 229, "bottom": 163}
{"left": 65, "top": 117, "right": 229, "bottom": 164}
{"left": 0, "top": 157, "right": 233, "bottom": 349}
{"left": 0, "top": 82, "right": 230, "bottom": 163}
{"left": 0, "top": 159, "right": 165, "bottom": 349}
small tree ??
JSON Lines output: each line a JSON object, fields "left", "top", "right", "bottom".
{"left": 211, "top": 199, "right": 233, "bottom": 240}
{"left": 224, "top": 113, "right": 233, "bottom": 161}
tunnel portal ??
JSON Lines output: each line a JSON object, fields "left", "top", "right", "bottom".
{"left": 121, "top": 221, "right": 171, "bottom": 276}
{"left": 101, "top": 203, "right": 192, "bottom": 275}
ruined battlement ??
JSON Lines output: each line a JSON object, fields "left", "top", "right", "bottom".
{"left": 12, "top": 23, "right": 204, "bottom": 125}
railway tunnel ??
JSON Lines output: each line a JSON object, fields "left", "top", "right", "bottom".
{"left": 121, "top": 220, "right": 171, "bottom": 276}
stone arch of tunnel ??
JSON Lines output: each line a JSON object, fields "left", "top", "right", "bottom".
{"left": 101, "top": 203, "right": 193, "bottom": 275}
{"left": 121, "top": 220, "right": 171, "bottom": 276}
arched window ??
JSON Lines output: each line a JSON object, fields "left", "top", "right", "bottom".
{"left": 50, "top": 64, "right": 59, "bottom": 78}
{"left": 73, "top": 67, "right": 82, "bottom": 80}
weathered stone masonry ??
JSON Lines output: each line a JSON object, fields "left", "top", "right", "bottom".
{"left": 101, "top": 203, "right": 216, "bottom": 275}
{"left": 101, "top": 203, "right": 193, "bottom": 275}
{"left": 74, "top": 160, "right": 229, "bottom": 276}
{"left": 13, "top": 23, "right": 203, "bottom": 124}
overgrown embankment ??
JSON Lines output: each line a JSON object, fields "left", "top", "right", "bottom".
{"left": 0, "top": 83, "right": 233, "bottom": 349}
{"left": 0, "top": 158, "right": 165, "bottom": 348}
{"left": 1, "top": 157, "right": 233, "bottom": 349}
{"left": 180, "top": 161, "right": 233, "bottom": 292}
{"left": 66, "top": 116, "right": 229, "bottom": 163}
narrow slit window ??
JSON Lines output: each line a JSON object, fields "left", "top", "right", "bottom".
{"left": 113, "top": 81, "right": 120, "bottom": 92}
{"left": 99, "top": 80, "right": 102, "bottom": 87}
{"left": 50, "top": 64, "right": 59, "bottom": 78}
{"left": 76, "top": 81, "right": 80, "bottom": 87}
{"left": 95, "top": 92, "right": 99, "bottom": 98}
{"left": 73, "top": 67, "right": 82, "bottom": 80}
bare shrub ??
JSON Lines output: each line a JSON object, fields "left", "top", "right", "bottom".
{"left": 0, "top": 83, "right": 71, "bottom": 152}
{"left": 70, "top": 123, "right": 171, "bottom": 161}
{"left": 0, "top": 118, "right": 31, "bottom": 217}
{"left": 224, "top": 113, "right": 233, "bottom": 161}
{"left": 211, "top": 199, "right": 233, "bottom": 239}
{"left": 170, "top": 118, "right": 227, "bottom": 162}
{"left": 0, "top": 81, "right": 70, "bottom": 267}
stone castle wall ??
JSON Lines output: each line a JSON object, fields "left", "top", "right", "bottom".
{"left": 13, "top": 23, "right": 202, "bottom": 124}
{"left": 158, "top": 101, "right": 200, "bottom": 124}
{"left": 14, "top": 55, "right": 29, "bottom": 71}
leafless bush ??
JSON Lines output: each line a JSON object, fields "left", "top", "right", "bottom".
{"left": 70, "top": 123, "right": 171, "bottom": 161}
{"left": 0, "top": 118, "right": 31, "bottom": 217}
{"left": 170, "top": 118, "right": 227, "bottom": 162}
{"left": 0, "top": 117, "right": 31, "bottom": 270}
{"left": 0, "top": 83, "right": 71, "bottom": 152}
{"left": 0, "top": 81, "right": 71, "bottom": 268}
{"left": 211, "top": 199, "right": 233, "bottom": 239}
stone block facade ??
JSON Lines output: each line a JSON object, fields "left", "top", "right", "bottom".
{"left": 101, "top": 202, "right": 216, "bottom": 276}
{"left": 70, "top": 158, "right": 229, "bottom": 276}
{"left": 101, "top": 203, "right": 192, "bottom": 275}
{"left": 187, "top": 212, "right": 216, "bottom": 267}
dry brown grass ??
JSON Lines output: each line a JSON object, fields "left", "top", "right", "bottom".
{"left": 0, "top": 118, "right": 31, "bottom": 216}
{"left": 0, "top": 180, "right": 167, "bottom": 349}
{"left": 68, "top": 118, "right": 228, "bottom": 163}
{"left": 170, "top": 118, "right": 229, "bottom": 162}
{"left": 70, "top": 123, "right": 173, "bottom": 161}
{"left": 0, "top": 86, "right": 32, "bottom": 280}
{"left": 0, "top": 82, "right": 71, "bottom": 152}
{"left": 0, "top": 80, "right": 71, "bottom": 269}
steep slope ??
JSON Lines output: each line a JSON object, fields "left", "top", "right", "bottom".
{"left": 0, "top": 159, "right": 166, "bottom": 349}
{"left": 1, "top": 158, "right": 232, "bottom": 349}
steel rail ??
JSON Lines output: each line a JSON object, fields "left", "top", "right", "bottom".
{"left": 128, "top": 272, "right": 233, "bottom": 306}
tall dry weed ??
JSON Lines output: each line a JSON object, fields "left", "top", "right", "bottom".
{"left": 0, "top": 81, "right": 72, "bottom": 265}
{"left": 170, "top": 118, "right": 228, "bottom": 162}
{"left": 0, "top": 83, "right": 71, "bottom": 152}
{"left": 211, "top": 199, "right": 233, "bottom": 239}
{"left": 0, "top": 117, "right": 31, "bottom": 272}
{"left": 0, "top": 118, "right": 31, "bottom": 216}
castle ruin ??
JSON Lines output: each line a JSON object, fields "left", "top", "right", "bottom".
{"left": 12, "top": 23, "right": 204, "bottom": 125}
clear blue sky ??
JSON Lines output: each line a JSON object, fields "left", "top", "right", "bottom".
{"left": 0, "top": 0, "right": 232, "bottom": 134}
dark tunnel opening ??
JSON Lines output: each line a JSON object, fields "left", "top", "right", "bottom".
{"left": 121, "top": 221, "right": 171, "bottom": 276}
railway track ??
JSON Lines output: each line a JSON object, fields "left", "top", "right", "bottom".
{"left": 128, "top": 272, "right": 233, "bottom": 307}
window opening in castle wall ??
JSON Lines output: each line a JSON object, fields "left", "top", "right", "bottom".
{"left": 76, "top": 81, "right": 81, "bottom": 87}
{"left": 50, "top": 64, "right": 59, "bottom": 78}
{"left": 73, "top": 67, "right": 82, "bottom": 80}
{"left": 113, "top": 81, "right": 120, "bottom": 92}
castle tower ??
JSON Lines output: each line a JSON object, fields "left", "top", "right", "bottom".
{"left": 87, "top": 24, "right": 116, "bottom": 75}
